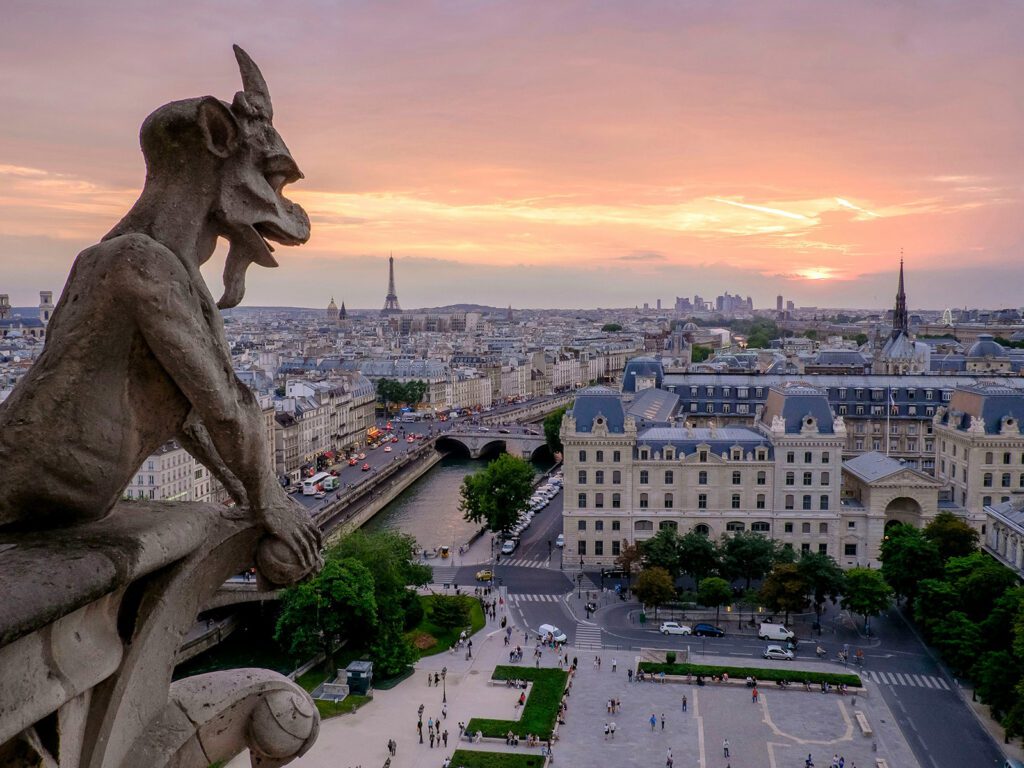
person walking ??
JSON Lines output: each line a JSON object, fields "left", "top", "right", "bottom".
{"left": 429, "top": 731, "right": 435, "bottom": 748}
{"left": 681, "top": 695, "right": 687, "bottom": 712}
{"left": 443, "top": 729, "right": 448, "bottom": 747}
{"left": 666, "top": 747, "right": 674, "bottom": 768}
{"left": 752, "top": 686, "right": 759, "bottom": 703}
{"left": 442, "top": 703, "right": 448, "bottom": 719}
{"left": 612, "top": 658, "right": 617, "bottom": 672}
{"left": 723, "top": 738, "right": 730, "bottom": 758}
{"left": 610, "top": 721, "right": 616, "bottom": 739}
{"left": 649, "top": 713, "right": 657, "bottom": 731}
{"left": 604, "top": 723, "right": 610, "bottom": 741}
{"left": 661, "top": 713, "right": 665, "bottom": 730}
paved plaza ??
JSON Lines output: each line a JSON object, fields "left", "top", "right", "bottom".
{"left": 225, "top": 604, "right": 918, "bottom": 768}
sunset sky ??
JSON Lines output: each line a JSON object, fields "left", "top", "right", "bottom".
{"left": 1, "top": 1, "right": 1022, "bottom": 310}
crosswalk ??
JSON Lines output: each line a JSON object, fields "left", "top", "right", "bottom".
{"left": 574, "top": 624, "right": 603, "bottom": 649}
{"left": 501, "top": 557, "right": 549, "bottom": 569}
{"left": 430, "top": 565, "right": 459, "bottom": 584}
{"left": 509, "top": 593, "right": 563, "bottom": 603}
{"left": 863, "top": 670, "right": 950, "bottom": 690}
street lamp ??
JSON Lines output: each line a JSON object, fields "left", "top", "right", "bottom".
{"left": 441, "top": 666, "right": 447, "bottom": 703}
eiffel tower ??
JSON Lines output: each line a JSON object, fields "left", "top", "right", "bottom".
{"left": 381, "top": 253, "right": 402, "bottom": 316}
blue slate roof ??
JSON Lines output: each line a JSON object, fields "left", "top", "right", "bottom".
{"left": 626, "top": 388, "right": 679, "bottom": 425}
{"left": 571, "top": 386, "right": 626, "bottom": 433}
{"left": 637, "top": 426, "right": 772, "bottom": 458}
{"left": 759, "top": 383, "right": 835, "bottom": 434}
{"left": 621, "top": 356, "right": 664, "bottom": 393}
{"left": 941, "top": 384, "right": 1024, "bottom": 434}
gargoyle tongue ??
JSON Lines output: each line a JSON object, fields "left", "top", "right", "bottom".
{"left": 217, "top": 226, "right": 278, "bottom": 309}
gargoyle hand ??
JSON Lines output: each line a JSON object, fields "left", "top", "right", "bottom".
{"left": 255, "top": 499, "right": 323, "bottom": 583}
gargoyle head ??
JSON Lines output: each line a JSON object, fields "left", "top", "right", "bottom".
{"left": 136, "top": 45, "right": 310, "bottom": 308}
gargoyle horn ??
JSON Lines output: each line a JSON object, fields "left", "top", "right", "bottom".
{"left": 232, "top": 44, "right": 273, "bottom": 121}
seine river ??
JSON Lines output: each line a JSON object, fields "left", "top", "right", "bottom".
{"left": 364, "top": 453, "right": 550, "bottom": 551}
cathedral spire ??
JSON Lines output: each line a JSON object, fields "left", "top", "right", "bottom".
{"left": 892, "top": 251, "right": 908, "bottom": 338}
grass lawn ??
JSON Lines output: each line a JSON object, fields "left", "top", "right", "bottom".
{"left": 449, "top": 750, "right": 547, "bottom": 768}
{"left": 638, "top": 661, "right": 862, "bottom": 687}
{"left": 466, "top": 666, "right": 568, "bottom": 740}
{"left": 405, "top": 594, "right": 485, "bottom": 657}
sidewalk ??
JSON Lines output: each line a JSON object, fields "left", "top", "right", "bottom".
{"left": 227, "top": 603, "right": 561, "bottom": 768}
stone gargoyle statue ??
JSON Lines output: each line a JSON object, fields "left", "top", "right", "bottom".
{"left": 0, "top": 47, "right": 325, "bottom": 768}
{"left": 0, "top": 45, "right": 320, "bottom": 581}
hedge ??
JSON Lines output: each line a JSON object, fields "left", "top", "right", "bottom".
{"left": 638, "top": 661, "right": 862, "bottom": 688}
{"left": 465, "top": 666, "right": 568, "bottom": 740}
{"left": 448, "top": 751, "right": 546, "bottom": 768}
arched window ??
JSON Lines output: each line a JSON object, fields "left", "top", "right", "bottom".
{"left": 634, "top": 520, "right": 654, "bottom": 531}
{"left": 820, "top": 494, "right": 829, "bottom": 510}
{"left": 785, "top": 472, "right": 794, "bottom": 486}
{"left": 698, "top": 471, "right": 708, "bottom": 485}
{"left": 785, "top": 494, "right": 794, "bottom": 510}
{"left": 1002, "top": 473, "right": 1011, "bottom": 488}
{"left": 756, "top": 493, "right": 766, "bottom": 509}
{"left": 595, "top": 492, "right": 604, "bottom": 508}
{"left": 697, "top": 493, "right": 708, "bottom": 509}
{"left": 731, "top": 471, "right": 741, "bottom": 485}
{"left": 612, "top": 492, "right": 621, "bottom": 508}
{"left": 579, "top": 450, "right": 587, "bottom": 462}
{"left": 984, "top": 473, "right": 994, "bottom": 487}
{"left": 693, "top": 524, "right": 711, "bottom": 536}
{"left": 756, "top": 471, "right": 766, "bottom": 485}
{"left": 802, "top": 494, "right": 812, "bottom": 510}
{"left": 640, "top": 470, "right": 649, "bottom": 484}
{"left": 664, "top": 493, "right": 674, "bottom": 509}
{"left": 751, "top": 521, "right": 770, "bottom": 533}
{"left": 985, "top": 451, "right": 994, "bottom": 464}
{"left": 726, "top": 521, "right": 745, "bottom": 532}
{"left": 577, "top": 493, "right": 587, "bottom": 508}
{"left": 665, "top": 470, "right": 674, "bottom": 484}
{"left": 803, "top": 472, "right": 812, "bottom": 486}
{"left": 578, "top": 470, "right": 587, "bottom": 484}
{"left": 596, "top": 450, "right": 604, "bottom": 462}
{"left": 820, "top": 471, "right": 830, "bottom": 485}
{"left": 731, "top": 493, "right": 741, "bottom": 509}
{"left": 639, "top": 493, "right": 649, "bottom": 508}
{"left": 659, "top": 520, "right": 678, "bottom": 531}
{"left": 612, "top": 470, "right": 621, "bottom": 484}
{"left": 595, "top": 470, "right": 604, "bottom": 484}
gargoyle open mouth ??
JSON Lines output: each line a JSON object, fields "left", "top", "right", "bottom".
{"left": 253, "top": 220, "right": 306, "bottom": 250}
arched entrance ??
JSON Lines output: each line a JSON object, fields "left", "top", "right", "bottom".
{"left": 884, "top": 496, "right": 924, "bottom": 528}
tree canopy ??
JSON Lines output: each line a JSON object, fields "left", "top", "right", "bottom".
{"left": 719, "top": 531, "right": 781, "bottom": 589}
{"left": 759, "top": 563, "right": 808, "bottom": 624}
{"left": 543, "top": 405, "right": 569, "bottom": 455}
{"left": 375, "top": 378, "right": 428, "bottom": 413}
{"left": 841, "top": 567, "right": 893, "bottom": 632}
{"left": 632, "top": 566, "right": 676, "bottom": 618}
{"left": 641, "top": 528, "right": 683, "bottom": 578}
{"left": 879, "top": 523, "right": 942, "bottom": 602}
{"left": 796, "top": 551, "right": 845, "bottom": 620}
{"left": 924, "top": 511, "right": 980, "bottom": 561}
{"left": 697, "top": 576, "right": 733, "bottom": 624}
{"left": 677, "top": 530, "right": 720, "bottom": 586}
{"left": 274, "top": 555, "right": 377, "bottom": 673}
{"left": 601, "top": 322, "right": 623, "bottom": 332}
{"left": 460, "top": 453, "right": 535, "bottom": 536}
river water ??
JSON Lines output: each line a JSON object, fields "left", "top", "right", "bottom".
{"left": 363, "top": 453, "right": 549, "bottom": 551}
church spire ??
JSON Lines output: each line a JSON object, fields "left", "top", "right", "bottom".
{"left": 892, "top": 251, "right": 908, "bottom": 338}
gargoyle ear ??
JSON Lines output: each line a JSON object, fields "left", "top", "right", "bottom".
{"left": 197, "top": 96, "right": 239, "bottom": 159}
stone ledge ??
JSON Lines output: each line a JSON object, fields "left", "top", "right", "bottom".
{"left": 0, "top": 502, "right": 234, "bottom": 646}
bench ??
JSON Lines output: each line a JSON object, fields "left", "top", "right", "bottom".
{"left": 854, "top": 710, "right": 873, "bottom": 736}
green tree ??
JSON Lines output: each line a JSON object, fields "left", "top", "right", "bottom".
{"left": 879, "top": 524, "right": 942, "bottom": 602}
{"left": 543, "top": 405, "right": 569, "bottom": 455}
{"left": 641, "top": 528, "right": 682, "bottom": 578}
{"left": 691, "top": 346, "right": 712, "bottom": 363}
{"left": 601, "top": 322, "right": 623, "bottom": 332}
{"left": 370, "top": 616, "right": 417, "bottom": 677}
{"left": 430, "top": 595, "right": 472, "bottom": 630}
{"left": 719, "top": 531, "right": 780, "bottom": 589}
{"left": 632, "top": 566, "right": 676, "bottom": 619}
{"left": 924, "top": 511, "right": 980, "bottom": 561}
{"left": 460, "top": 453, "right": 535, "bottom": 536}
{"left": 804, "top": 329, "right": 818, "bottom": 340}
{"left": 759, "top": 563, "right": 808, "bottom": 624}
{"left": 841, "top": 567, "right": 893, "bottom": 633}
{"left": 975, "top": 650, "right": 1021, "bottom": 721}
{"left": 697, "top": 576, "right": 733, "bottom": 625}
{"left": 274, "top": 556, "right": 377, "bottom": 674}
{"left": 912, "top": 578, "right": 960, "bottom": 640}
{"left": 944, "top": 552, "right": 1018, "bottom": 622}
{"left": 853, "top": 333, "right": 869, "bottom": 346}
{"left": 404, "top": 379, "right": 428, "bottom": 407}
{"left": 332, "top": 529, "right": 432, "bottom": 601}
{"left": 677, "top": 529, "right": 720, "bottom": 587}
{"left": 375, "top": 377, "right": 402, "bottom": 414}
{"left": 931, "top": 611, "right": 982, "bottom": 676}
{"left": 797, "top": 551, "right": 846, "bottom": 624}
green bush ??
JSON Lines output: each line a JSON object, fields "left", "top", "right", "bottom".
{"left": 665, "top": 651, "right": 677, "bottom": 664}
{"left": 638, "top": 661, "right": 861, "bottom": 688}
{"left": 449, "top": 751, "right": 545, "bottom": 768}
{"left": 466, "top": 666, "right": 568, "bottom": 739}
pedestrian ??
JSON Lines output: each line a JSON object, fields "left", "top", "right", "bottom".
{"left": 434, "top": 672, "right": 440, "bottom": 686}
{"left": 661, "top": 713, "right": 665, "bottom": 730}
{"left": 428, "top": 717, "right": 433, "bottom": 732}
{"left": 428, "top": 673, "right": 432, "bottom": 687}
{"left": 610, "top": 721, "right": 616, "bottom": 739}
{"left": 650, "top": 713, "right": 657, "bottom": 731}
{"left": 443, "top": 729, "right": 448, "bottom": 747}
{"left": 681, "top": 695, "right": 687, "bottom": 712}
{"left": 429, "top": 732, "right": 435, "bottom": 748}
{"left": 752, "top": 686, "right": 758, "bottom": 703}
{"left": 666, "top": 747, "right": 673, "bottom": 768}
{"left": 604, "top": 723, "right": 609, "bottom": 740}
{"left": 612, "top": 658, "right": 617, "bottom": 672}
{"left": 723, "top": 738, "right": 730, "bottom": 758}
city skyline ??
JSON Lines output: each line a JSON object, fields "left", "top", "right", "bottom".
{"left": 1, "top": 1, "right": 1022, "bottom": 309}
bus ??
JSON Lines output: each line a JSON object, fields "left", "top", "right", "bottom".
{"left": 302, "top": 471, "right": 333, "bottom": 495}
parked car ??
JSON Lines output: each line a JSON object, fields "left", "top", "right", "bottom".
{"left": 501, "top": 540, "right": 517, "bottom": 555}
{"left": 758, "top": 623, "right": 795, "bottom": 641}
{"left": 660, "top": 622, "right": 692, "bottom": 636}
{"left": 692, "top": 623, "right": 726, "bottom": 637}
{"left": 475, "top": 569, "right": 493, "bottom": 581}
{"left": 538, "top": 623, "right": 567, "bottom": 643}
{"left": 383, "top": 445, "right": 392, "bottom": 452}
{"left": 361, "top": 463, "right": 371, "bottom": 471}
{"left": 555, "top": 534, "right": 565, "bottom": 548}
{"left": 763, "top": 644, "right": 794, "bottom": 661}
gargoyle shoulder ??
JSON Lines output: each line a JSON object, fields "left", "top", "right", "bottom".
{"left": 90, "top": 233, "right": 193, "bottom": 288}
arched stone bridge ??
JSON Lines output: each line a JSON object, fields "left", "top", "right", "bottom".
{"left": 437, "top": 429, "right": 549, "bottom": 460}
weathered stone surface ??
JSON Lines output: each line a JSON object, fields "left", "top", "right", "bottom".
{"left": 0, "top": 47, "right": 322, "bottom": 768}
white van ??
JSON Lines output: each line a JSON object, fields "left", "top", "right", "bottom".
{"left": 758, "top": 623, "right": 795, "bottom": 641}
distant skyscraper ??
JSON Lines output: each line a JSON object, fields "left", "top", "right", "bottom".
{"left": 656, "top": 299, "right": 662, "bottom": 311}
{"left": 381, "top": 254, "right": 402, "bottom": 316}
{"left": 786, "top": 300, "right": 795, "bottom": 311}
{"left": 776, "top": 295, "right": 783, "bottom": 312}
